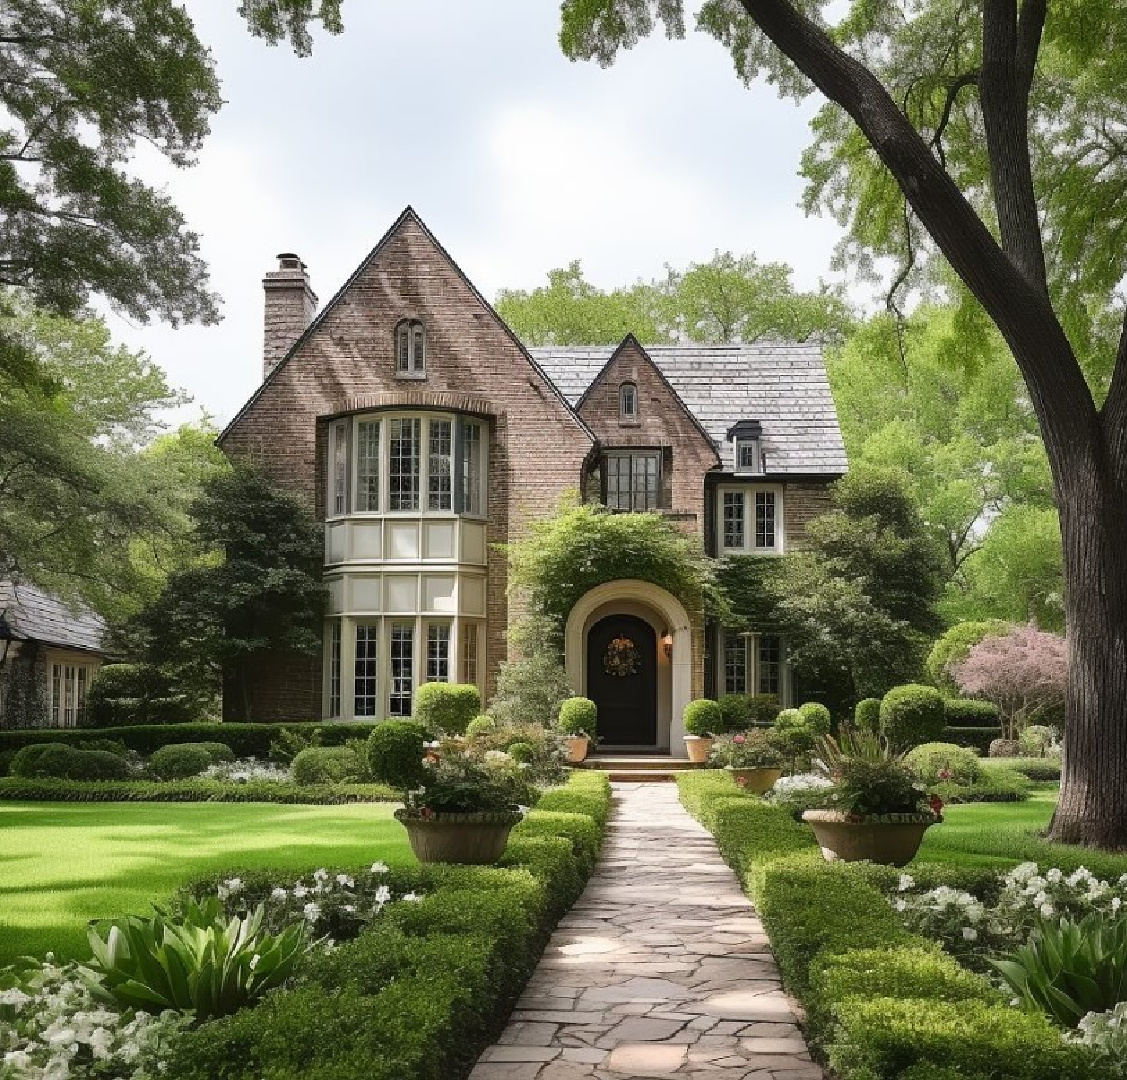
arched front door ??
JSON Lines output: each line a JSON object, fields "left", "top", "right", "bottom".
{"left": 586, "top": 614, "right": 657, "bottom": 747}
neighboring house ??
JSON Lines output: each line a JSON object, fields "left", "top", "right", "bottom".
{"left": 219, "top": 208, "right": 847, "bottom": 751}
{"left": 0, "top": 582, "right": 107, "bottom": 729}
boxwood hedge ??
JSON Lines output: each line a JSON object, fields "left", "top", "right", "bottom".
{"left": 0, "top": 778, "right": 396, "bottom": 803}
{"left": 675, "top": 771, "right": 1093, "bottom": 1079}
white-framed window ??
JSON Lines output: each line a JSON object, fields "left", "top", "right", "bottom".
{"left": 605, "top": 451, "right": 660, "bottom": 511}
{"left": 718, "top": 632, "right": 787, "bottom": 701}
{"left": 328, "top": 621, "right": 342, "bottom": 718}
{"left": 395, "top": 319, "right": 426, "bottom": 377}
{"left": 355, "top": 420, "right": 380, "bottom": 512}
{"left": 461, "top": 623, "right": 480, "bottom": 686}
{"left": 427, "top": 419, "right": 453, "bottom": 511}
{"left": 459, "top": 419, "right": 485, "bottom": 516}
{"left": 717, "top": 486, "right": 782, "bottom": 553}
{"left": 331, "top": 421, "right": 350, "bottom": 517}
{"left": 49, "top": 662, "right": 95, "bottom": 727}
{"left": 389, "top": 621, "right": 415, "bottom": 716}
{"left": 425, "top": 621, "right": 451, "bottom": 682}
{"left": 619, "top": 382, "right": 638, "bottom": 422}
{"left": 388, "top": 417, "right": 421, "bottom": 511}
{"left": 354, "top": 624, "right": 379, "bottom": 716}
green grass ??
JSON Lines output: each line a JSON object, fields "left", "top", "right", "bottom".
{"left": 916, "top": 789, "right": 1127, "bottom": 878}
{"left": 0, "top": 801, "right": 412, "bottom": 966}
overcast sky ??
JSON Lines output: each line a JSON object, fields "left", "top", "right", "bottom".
{"left": 108, "top": 2, "right": 851, "bottom": 427}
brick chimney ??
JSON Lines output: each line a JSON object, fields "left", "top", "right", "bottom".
{"left": 262, "top": 253, "right": 318, "bottom": 380}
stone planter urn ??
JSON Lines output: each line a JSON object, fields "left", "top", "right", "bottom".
{"left": 684, "top": 734, "right": 714, "bottom": 764}
{"left": 728, "top": 766, "right": 783, "bottom": 794}
{"left": 801, "top": 810, "right": 936, "bottom": 867}
{"left": 394, "top": 809, "right": 524, "bottom": 864}
{"left": 566, "top": 734, "right": 590, "bottom": 764}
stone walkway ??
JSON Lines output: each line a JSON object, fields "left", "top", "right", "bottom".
{"left": 470, "top": 783, "right": 822, "bottom": 1079}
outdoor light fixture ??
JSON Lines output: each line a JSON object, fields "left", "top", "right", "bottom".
{"left": 661, "top": 630, "right": 673, "bottom": 660}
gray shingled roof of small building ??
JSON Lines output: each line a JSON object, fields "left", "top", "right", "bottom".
{"left": 530, "top": 342, "right": 848, "bottom": 475}
{"left": 0, "top": 582, "right": 106, "bottom": 654}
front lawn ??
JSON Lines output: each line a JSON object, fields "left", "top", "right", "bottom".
{"left": 0, "top": 800, "right": 411, "bottom": 965}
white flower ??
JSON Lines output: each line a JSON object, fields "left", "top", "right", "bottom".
{"left": 402, "top": 892, "right": 422, "bottom": 902}
{"left": 293, "top": 884, "right": 309, "bottom": 898}
{"left": 962, "top": 927, "right": 978, "bottom": 941}
{"left": 3, "top": 1051, "right": 32, "bottom": 1068}
{"left": 895, "top": 899, "right": 908, "bottom": 911}
{"left": 313, "top": 869, "right": 329, "bottom": 883}
{"left": 1040, "top": 903, "right": 1055, "bottom": 918}
{"left": 303, "top": 902, "right": 321, "bottom": 922}
{"left": 0, "top": 987, "right": 31, "bottom": 1008}
{"left": 335, "top": 874, "right": 354, "bottom": 888}
{"left": 271, "top": 887, "right": 289, "bottom": 901}
{"left": 898, "top": 874, "right": 914, "bottom": 892}
{"left": 217, "top": 877, "right": 243, "bottom": 900}
{"left": 343, "top": 904, "right": 357, "bottom": 914}
{"left": 374, "top": 885, "right": 391, "bottom": 905}
{"left": 370, "top": 861, "right": 389, "bottom": 874}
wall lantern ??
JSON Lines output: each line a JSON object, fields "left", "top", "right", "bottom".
{"left": 661, "top": 630, "right": 674, "bottom": 661}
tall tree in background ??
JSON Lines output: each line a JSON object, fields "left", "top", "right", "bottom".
{"left": 0, "top": 1, "right": 221, "bottom": 386}
{"left": 550, "top": 1, "right": 1127, "bottom": 847}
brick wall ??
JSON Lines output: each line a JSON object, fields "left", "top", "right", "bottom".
{"left": 784, "top": 481, "right": 836, "bottom": 548}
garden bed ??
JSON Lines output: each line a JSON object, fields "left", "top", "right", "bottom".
{"left": 677, "top": 771, "right": 1098, "bottom": 1079}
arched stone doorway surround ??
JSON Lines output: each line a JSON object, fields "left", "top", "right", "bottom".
{"left": 564, "top": 580, "right": 693, "bottom": 752}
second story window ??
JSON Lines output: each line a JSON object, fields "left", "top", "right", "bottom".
{"left": 728, "top": 418, "right": 764, "bottom": 475}
{"left": 605, "top": 451, "right": 659, "bottom": 511}
{"left": 395, "top": 319, "right": 426, "bottom": 377}
{"left": 719, "top": 486, "right": 781, "bottom": 552}
{"left": 619, "top": 382, "right": 638, "bottom": 423}
{"left": 389, "top": 417, "right": 421, "bottom": 510}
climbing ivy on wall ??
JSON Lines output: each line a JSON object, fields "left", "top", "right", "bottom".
{"left": 505, "top": 501, "right": 726, "bottom": 635}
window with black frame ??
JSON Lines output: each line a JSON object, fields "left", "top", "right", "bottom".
{"left": 604, "top": 451, "right": 660, "bottom": 511}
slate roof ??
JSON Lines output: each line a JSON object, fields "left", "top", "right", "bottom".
{"left": 530, "top": 342, "right": 848, "bottom": 476}
{"left": 0, "top": 582, "right": 107, "bottom": 654}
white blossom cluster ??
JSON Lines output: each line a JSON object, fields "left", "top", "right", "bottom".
{"left": 0, "top": 956, "right": 188, "bottom": 1080}
{"left": 770, "top": 773, "right": 834, "bottom": 797}
{"left": 200, "top": 758, "right": 291, "bottom": 783}
{"left": 214, "top": 863, "right": 421, "bottom": 941}
{"left": 1071, "top": 1001, "right": 1127, "bottom": 1075}
{"left": 891, "top": 862, "right": 1127, "bottom": 960}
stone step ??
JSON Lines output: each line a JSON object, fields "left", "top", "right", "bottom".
{"left": 575, "top": 755, "right": 703, "bottom": 783}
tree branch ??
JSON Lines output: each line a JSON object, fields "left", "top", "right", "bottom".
{"left": 1102, "top": 308, "right": 1127, "bottom": 472}
{"left": 931, "top": 71, "right": 979, "bottom": 171}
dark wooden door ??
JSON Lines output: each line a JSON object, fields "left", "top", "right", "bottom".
{"left": 586, "top": 615, "right": 657, "bottom": 747}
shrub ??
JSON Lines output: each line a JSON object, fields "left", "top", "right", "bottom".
{"left": 944, "top": 726, "right": 1002, "bottom": 753}
{"left": 772, "top": 708, "right": 816, "bottom": 766}
{"left": 84, "top": 662, "right": 201, "bottom": 727}
{"left": 488, "top": 614, "right": 573, "bottom": 727}
{"left": 0, "top": 777, "right": 396, "bottom": 803}
{"left": 367, "top": 721, "right": 429, "bottom": 794}
{"left": 798, "top": 701, "right": 832, "bottom": 735}
{"left": 506, "top": 741, "right": 536, "bottom": 764}
{"left": 933, "top": 766, "right": 1031, "bottom": 804}
{"left": 557, "top": 696, "right": 597, "bottom": 737}
{"left": 708, "top": 731, "right": 784, "bottom": 769}
{"left": 412, "top": 682, "right": 481, "bottom": 736}
{"left": 194, "top": 741, "right": 234, "bottom": 764}
{"left": 1019, "top": 724, "right": 1059, "bottom": 757}
{"left": 926, "top": 620, "right": 1010, "bottom": 693}
{"left": 291, "top": 746, "right": 364, "bottom": 785}
{"left": 996, "top": 757, "right": 1062, "bottom": 782}
{"left": 10, "top": 742, "right": 132, "bottom": 781}
{"left": 905, "top": 742, "right": 984, "bottom": 785}
{"left": 268, "top": 726, "right": 322, "bottom": 763}
{"left": 854, "top": 697, "right": 881, "bottom": 733}
{"left": 9, "top": 742, "right": 64, "bottom": 778}
{"left": 149, "top": 742, "right": 215, "bottom": 780}
{"left": 880, "top": 684, "right": 946, "bottom": 749}
{"left": 683, "top": 698, "right": 722, "bottom": 736}
{"left": 990, "top": 737, "right": 1023, "bottom": 757}
{"left": 464, "top": 715, "right": 496, "bottom": 739}
{"left": 718, "top": 693, "right": 780, "bottom": 732}
{"left": 943, "top": 698, "right": 1002, "bottom": 727}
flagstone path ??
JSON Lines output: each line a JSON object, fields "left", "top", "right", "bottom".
{"left": 470, "top": 782, "right": 822, "bottom": 1079}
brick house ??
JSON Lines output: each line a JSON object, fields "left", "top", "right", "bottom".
{"left": 219, "top": 208, "right": 847, "bottom": 751}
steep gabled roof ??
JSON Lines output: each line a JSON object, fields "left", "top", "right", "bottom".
{"left": 0, "top": 582, "right": 106, "bottom": 654}
{"left": 533, "top": 342, "right": 847, "bottom": 475}
{"left": 219, "top": 207, "right": 595, "bottom": 447}
{"left": 576, "top": 334, "right": 721, "bottom": 465}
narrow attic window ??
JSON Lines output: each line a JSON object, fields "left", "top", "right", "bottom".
{"left": 728, "top": 419, "right": 765, "bottom": 475}
{"left": 395, "top": 319, "right": 426, "bottom": 377}
{"left": 619, "top": 381, "right": 638, "bottom": 423}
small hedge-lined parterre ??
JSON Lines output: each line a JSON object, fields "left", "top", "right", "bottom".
{"left": 675, "top": 772, "right": 1092, "bottom": 1079}
{"left": 162, "top": 771, "right": 612, "bottom": 1080}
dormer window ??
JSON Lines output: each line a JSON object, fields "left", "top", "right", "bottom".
{"left": 619, "top": 381, "right": 638, "bottom": 423}
{"left": 395, "top": 319, "right": 426, "bottom": 377}
{"left": 727, "top": 419, "right": 764, "bottom": 475}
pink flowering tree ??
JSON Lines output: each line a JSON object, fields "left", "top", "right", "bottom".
{"left": 951, "top": 625, "right": 1067, "bottom": 742}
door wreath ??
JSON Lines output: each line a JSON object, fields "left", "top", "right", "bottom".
{"left": 603, "top": 634, "right": 641, "bottom": 677}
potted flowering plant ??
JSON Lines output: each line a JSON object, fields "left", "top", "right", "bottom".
{"left": 367, "top": 722, "right": 538, "bottom": 864}
{"left": 707, "top": 730, "right": 785, "bottom": 793}
{"left": 801, "top": 728, "right": 940, "bottom": 867}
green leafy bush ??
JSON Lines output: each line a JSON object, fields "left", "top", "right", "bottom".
{"left": 993, "top": 757, "right": 1062, "bottom": 782}
{"left": 194, "top": 741, "right": 234, "bottom": 764}
{"left": 0, "top": 777, "right": 396, "bottom": 803}
{"left": 1019, "top": 724, "right": 1060, "bottom": 757}
{"left": 993, "top": 913, "right": 1127, "bottom": 1028}
{"left": 84, "top": 662, "right": 201, "bottom": 727}
{"left": 854, "top": 697, "right": 882, "bottom": 733}
{"left": 85, "top": 896, "right": 311, "bottom": 1020}
{"left": 506, "top": 741, "right": 536, "bottom": 764}
{"left": 943, "top": 725, "right": 1002, "bottom": 753}
{"left": 488, "top": 615, "right": 573, "bottom": 728}
{"left": 291, "top": 746, "right": 364, "bottom": 785}
{"left": 932, "top": 767, "right": 1032, "bottom": 803}
{"left": 881, "top": 684, "right": 946, "bottom": 750}
{"left": 944, "top": 698, "right": 1002, "bottom": 728}
{"left": 772, "top": 707, "right": 816, "bottom": 765}
{"left": 367, "top": 721, "right": 429, "bottom": 794}
{"left": 412, "top": 682, "right": 481, "bottom": 736}
{"left": 402, "top": 738, "right": 537, "bottom": 815}
{"left": 683, "top": 698, "right": 722, "bottom": 736}
{"left": 905, "top": 742, "right": 984, "bottom": 785}
{"left": 799, "top": 701, "right": 832, "bottom": 735}
{"left": 9, "top": 743, "right": 64, "bottom": 778}
{"left": 718, "top": 693, "right": 780, "bottom": 732}
{"left": 557, "top": 696, "right": 597, "bottom": 737}
{"left": 10, "top": 743, "right": 133, "bottom": 781}
{"left": 149, "top": 743, "right": 214, "bottom": 780}
{"left": 708, "top": 731, "right": 784, "bottom": 768}
{"left": 464, "top": 715, "right": 496, "bottom": 739}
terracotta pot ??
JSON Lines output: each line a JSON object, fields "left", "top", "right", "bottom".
{"left": 395, "top": 809, "right": 523, "bottom": 864}
{"left": 801, "top": 809, "right": 935, "bottom": 867}
{"left": 566, "top": 734, "right": 590, "bottom": 764}
{"left": 684, "top": 734, "right": 714, "bottom": 764}
{"left": 728, "top": 766, "right": 783, "bottom": 794}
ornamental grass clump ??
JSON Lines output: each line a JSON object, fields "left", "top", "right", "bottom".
{"left": 814, "top": 729, "right": 934, "bottom": 819}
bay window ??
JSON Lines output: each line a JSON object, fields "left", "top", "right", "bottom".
{"left": 389, "top": 622, "right": 414, "bottom": 716}
{"left": 389, "top": 418, "right": 421, "bottom": 511}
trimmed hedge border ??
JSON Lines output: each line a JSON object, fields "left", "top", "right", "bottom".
{"left": 0, "top": 722, "right": 377, "bottom": 759}
{"left": 162, "top": 771, "right": 612, "bottom": 1080}
{"left": 942, "top": 725, "right": 1002, "bottom": 753}
{"left": 676, "top": 771, "right": 1092, "bottom": 1080}
{"left": 0, "top": 777, "right": 397, "bottom": 803}
{"left": 933, "top": 765, "right": 1032, "bottom": 804}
